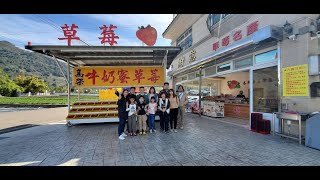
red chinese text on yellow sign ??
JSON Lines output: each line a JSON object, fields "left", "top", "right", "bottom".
{"left": 282, "top": 64, "right": 309, "bottom": 97}
{"left": 73, "top": 67, "right": 164, "bottom": 87}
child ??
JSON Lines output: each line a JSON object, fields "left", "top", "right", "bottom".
{"left": 158, "top": 92, "right": 170, "bottom": 133}
{"left": 147, "top": 96, "right": 157, "bottom": 133}
{"left": 126, "top": 96, "right": 137, "bottom": 136}
{"left": 137, "top": 95, "right": 148, "bottom": 135}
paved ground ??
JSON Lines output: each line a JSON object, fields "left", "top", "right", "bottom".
{"left": 0, "top": 113, "right": 320, "bottom": 166}
{"left": 0, "top": 107, "right": 68, "bottom": 130}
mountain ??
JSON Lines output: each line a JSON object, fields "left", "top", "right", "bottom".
{"left": 0, "top": 41, "right": 68, "bottom": 88}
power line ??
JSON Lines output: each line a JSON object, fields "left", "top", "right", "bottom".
{"left": 33, "top": 15, "right": 91, "bottom": 46}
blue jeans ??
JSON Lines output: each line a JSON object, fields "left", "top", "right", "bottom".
{"left": 118, "top": 118, "right": 126, "bottom": 136}
{"left": 148, "top": 114, "right": 156, "bottom": 130}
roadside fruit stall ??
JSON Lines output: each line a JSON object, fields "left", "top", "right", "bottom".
{"left": 25, "top": 45, "right": 181, "bottom": 126}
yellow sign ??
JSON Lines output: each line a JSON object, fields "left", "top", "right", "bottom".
{"left": 73, "top": 67, "right": 164, "bottom": 87}
{"left": 283, "top": 64, "right": 309, "bottom": 96}
{"left": 99, "top": 88, "right": 122, "bottom": 101}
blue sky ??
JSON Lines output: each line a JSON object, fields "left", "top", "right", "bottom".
{"left": 0, "top": 14, "right": 173, "bottom": 48}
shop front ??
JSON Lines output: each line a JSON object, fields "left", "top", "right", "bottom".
{"left": 172, "top": 25, "right": 282, "bottom": 128}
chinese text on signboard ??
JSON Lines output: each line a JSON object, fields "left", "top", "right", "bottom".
{"left": 283, "top": 64, "right": 309, "bottom": 96}
{"left": 212, "top": 21, "right": 259, "bottom": 51}
{"left": 73, "top": 67, "right": 164, "bottom": 87}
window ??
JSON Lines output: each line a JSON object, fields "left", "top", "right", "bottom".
{"left": 207, "top": 14, "right": 229, "bottom": 28}
{"left": 177, "top": 27, "right": 192, "bottom": 52}
{"left": 234, "top": 57, "right": 253, "bottom": 69}
{"left": 217, "top": 63, "right": 231, "bottom": 72}
{"left": 181, "top": 76, "right": 188, "bottom": 81}
{"left": 255, "top": 50, "right": 278, "bottom": 64}
{"left": 188, "top": 72, "right": 196, "bottom": 80}
{"left": 204, "top": 66, "right": 216, "bottom": 77}
{"left": 253, "top": 66, "right": 278, "bottom": 113}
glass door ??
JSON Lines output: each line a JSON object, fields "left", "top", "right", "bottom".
{"left": 250, "top": 66, "right": 279, "bottom": 132}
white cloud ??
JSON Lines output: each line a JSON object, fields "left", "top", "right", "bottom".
{"left": 87, "top": 14, "right": 173, "bottom": 32}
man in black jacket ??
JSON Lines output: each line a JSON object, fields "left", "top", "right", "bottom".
{"left": 159, "top": 82, "right": 170, "bottom": 98}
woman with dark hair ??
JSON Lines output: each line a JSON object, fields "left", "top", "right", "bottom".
{"left": 177, "top": 85, "right": 188, "bottom": 129}
{"left": 169, "top": 89, "right": 179, "bottom": 132}
{"left": 148, "top": 86, "right": 158, "bottom": 103}
{"left": 158, "top": 92, "right": 170, "bottom": 133}
{"left": 117, "top": 89, "right": 129, "bottom": 140}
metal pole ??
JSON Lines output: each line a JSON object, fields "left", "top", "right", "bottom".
{"left": 78, "top": 88, "right": 80, "bottom": 101}
{"left": 67, "top": 60, "right": 71, "bottom": 111}
{"left": 53, "top": 55, "right": 68, "bottom": 83}
{"left": 299, "top": 117, "right": 301, "bottom": 145}
{"left": 272, "top": 113, "right": 275, "bottom": 136}
{"left": 199, "top": 67, "right": 202, "bottom": 117}
{"left": 163, "top": 50, "right": 168, "bottom": 82}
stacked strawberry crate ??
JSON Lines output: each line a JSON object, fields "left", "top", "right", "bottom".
{"left": 251, "top": 113, "right": 271, "bottom": 134}
{"left": 66, "top": 101, "right": 119, "bottom": 126}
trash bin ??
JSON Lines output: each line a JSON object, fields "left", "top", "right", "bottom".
{"left": 305, "top": 113, "right": 320, "bottom": 150}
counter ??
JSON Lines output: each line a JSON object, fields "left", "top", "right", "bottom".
{"left": 224, "top": 103, "right": 250, "bottom": 119}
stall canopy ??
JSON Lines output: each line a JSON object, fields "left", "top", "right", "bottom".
{"left": 25, "top": 45, "right": 181, "bottom": 118}
{"left": 25, "top": 45, "right": 181, "bottom": 68}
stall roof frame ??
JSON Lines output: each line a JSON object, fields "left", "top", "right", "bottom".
{"left": 25, "top": 45, "right": 181, "bottom": 68}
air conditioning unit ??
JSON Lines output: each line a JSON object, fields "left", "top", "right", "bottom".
{"left": 308, "top": 55, "right": 320, "bottom": 75}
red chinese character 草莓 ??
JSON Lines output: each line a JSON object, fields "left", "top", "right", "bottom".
{"left": 99, "top": 24, "right": 119, "bottom": 46}
{"left": 118, "top": 69, "right": 130, "bottom": 83}
{"left": 58, "top": 24, "right": 80, "bottom": 46}
{"left": 222, "top": 36, "right": 230, "bottom": 47}
{"left": 247, "top": 21, "right": 259, "bottom": 36}
{"left": 233, "top": 30, "right": 242, "bottom": 42}
{"left": 212, "top": 41, "right": 219, "bottom": 51}
{"left": 133, "top": 69, "right": 145, "bottom": 83}
{"left": 148, "top": 69, "right": 160, "bottom": 83}
{"left": 101, "top": 70, "right": 115, "bottom": 84}
{"left": 85, "top": 69, "right": 99, "bottom": 85}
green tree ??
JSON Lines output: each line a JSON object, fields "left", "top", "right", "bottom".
{"left": 51, "top": 86, "right": 67, "bottom": 93}
{"left": 15, "top": 75, "right": 49, "bottom": 93}
{"left": 0, "top": 68, "right": 24, "bottom": 96}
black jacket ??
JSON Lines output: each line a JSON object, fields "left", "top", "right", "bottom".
{"left": 117, "top": 96, "right": 128, "bottom": 120}
{"left": 159, "top": 89, "right": 169, "bottom": 98}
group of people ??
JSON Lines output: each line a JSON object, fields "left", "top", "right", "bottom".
{"left": 116, "top": 82, "right": 188, "bottom": 140}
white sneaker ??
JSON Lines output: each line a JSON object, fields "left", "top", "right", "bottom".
{"left": 174, "top": 129, "right": 178, "bottom": 133}
{"left": 180, "top": 127, "right": 184, "bottom": 130}
{"left": 150, "top": 130, "right": 153, "bottom": 134}
{"left": 171, "top": 129, "right": 173, "bottom": 132}
{"left": 119, "top": 135, "right": 125, "bottom": 140}
{"left": 154, "top": 130, "right": 156, "bottom": 133}
{"left": 121, "top": 133, "right": 127, "bottom": 137}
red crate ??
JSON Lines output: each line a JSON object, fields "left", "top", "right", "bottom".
{"left": 257, "top": 119, "right": 271, "bottom": 134}
{"left": 251, "top": 113, "right": 262, "bottom": 132}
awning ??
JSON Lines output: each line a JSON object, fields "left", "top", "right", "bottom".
{"left": 171, "top": 25, "right": 283, "bottom": 76}
{"left": 25, "top": 45, "right": 181, "bottom": 69}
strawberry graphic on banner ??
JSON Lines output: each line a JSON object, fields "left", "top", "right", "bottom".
{"left": 227, "top": 80, "right": 241, "bottom": 89}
